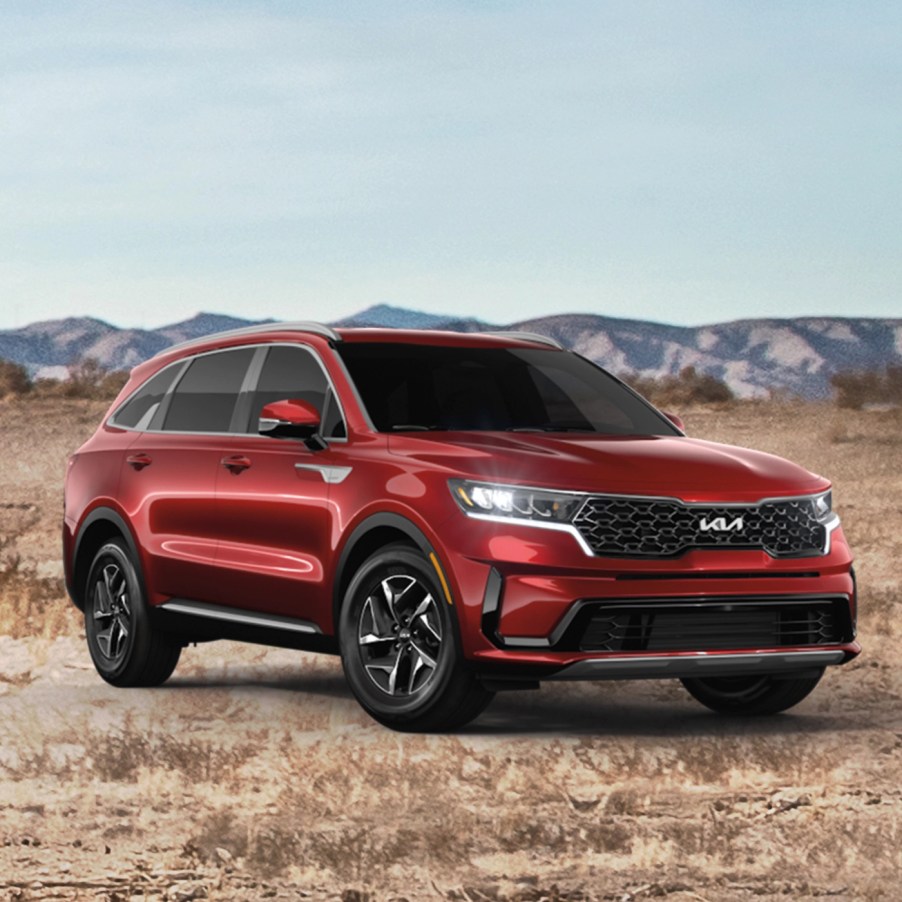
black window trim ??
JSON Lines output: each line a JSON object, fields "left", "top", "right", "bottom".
{"left": 106, "top": 341, "right": 349, "bottom": 443}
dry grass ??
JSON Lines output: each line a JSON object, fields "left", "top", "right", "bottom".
{"left": 0, "top": 398, "right": 899, "bottom": 900}
{"left": 0, "top": 556, "right": 76, "bottom": 638}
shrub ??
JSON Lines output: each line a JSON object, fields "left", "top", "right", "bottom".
{"left": 32, "top": 357, "right": 128, "bottom": 400}
{"left": 620, "top": 365, "right": 734, "bottom": 408}
{"left": 831, "top": 366, "right": 902, "bottom": 409}
{"left": 0, "top": 359, "right": 31, "bottom": 397}
{"left": 69, "top": 357, "right": 129, "bottom": 399}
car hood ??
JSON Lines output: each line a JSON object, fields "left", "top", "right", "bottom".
{"left": 387, "top": 432, "right": 829, "bottom": 502}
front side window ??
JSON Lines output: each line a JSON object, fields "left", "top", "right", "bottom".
{"left": 163, "top": 347, "right": 255, "bottom": 433}
{"left": 245, "top": 345, "right": 345, "bottom": 438}
{"left": 337, "top": 343, "right": 677, "bottom": 436}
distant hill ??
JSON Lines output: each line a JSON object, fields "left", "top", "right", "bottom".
{"left": 1, "top": 304, "right": 899, "bottom": 399}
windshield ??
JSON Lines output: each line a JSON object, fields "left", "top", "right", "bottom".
{"left": 337, "top": 343, "right": 678, "bottom": 436}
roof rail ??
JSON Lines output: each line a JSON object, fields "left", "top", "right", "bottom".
{"left": 488, "top": 330, "right": 564, "bottom": 350}
{"left": 154, "top": 321, "right": 341, "bottom": 357}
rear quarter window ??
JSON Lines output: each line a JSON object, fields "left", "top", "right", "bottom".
{"left": 108, "top": 363, "right": 183, "bottom": 430}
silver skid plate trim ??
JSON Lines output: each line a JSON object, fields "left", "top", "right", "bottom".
{"left": 160, "top": 599, "right": 320, "bottom": 634}
{"left": 547, "top": 649, "right": 847, "bottom": 681}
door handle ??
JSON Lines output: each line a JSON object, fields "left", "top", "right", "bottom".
{"left": 221, "top": 455, "right": 252, "bottom": 474}
{"left": 126, "top": 453, "right": 152, "bottom": 470}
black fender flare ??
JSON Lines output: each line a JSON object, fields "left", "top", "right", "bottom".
{"left": 332, "top": 512, "right": 441, "bottom": 630}
{"left": 72, "top": 507, "right": 144, "bottom": 608}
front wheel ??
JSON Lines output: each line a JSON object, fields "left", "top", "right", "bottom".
{"left": 681, "top": 671, "right": 824, "bottom": 716}
{"left": 84, "top": 539, "right": 182, "bottom": 687}
{"left": 339, "top": 545, "right": 494, "bottom": 731}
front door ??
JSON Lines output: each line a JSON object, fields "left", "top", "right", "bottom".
{"left": 211, "top": 343, "right": 348, "bottom": 624}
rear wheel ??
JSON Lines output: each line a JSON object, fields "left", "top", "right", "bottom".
{"left": 84, "top": 539, "right": 181, "bottom": 687}
{"left": 681, "top": 671, "right": 824, "bottom": 716}
{"left": 339, "top": 544, "right": 494, "bottom": 731}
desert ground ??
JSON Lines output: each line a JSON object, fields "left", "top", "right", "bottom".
{"left": 0, "top": 398, "right": 900, "bottom": 901}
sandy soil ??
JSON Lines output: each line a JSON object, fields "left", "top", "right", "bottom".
{"left": 0, "top": 398, "right": 900, "bottom": 900}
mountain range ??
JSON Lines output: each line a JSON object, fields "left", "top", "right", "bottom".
{"left": 1, "top": 304, "right": 899, "bottom": 399}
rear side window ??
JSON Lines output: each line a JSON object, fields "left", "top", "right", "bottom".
{"left": 109, "top": 363, "right": 182, "bottom": 430}
{"left": 163, "top": 347, "right": 255, "bottom": 433}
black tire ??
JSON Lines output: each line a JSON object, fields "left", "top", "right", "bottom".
{"left": 338, "top": 544, "right": 494, "bottom": 732}
{"left": 84, "top": 539, "right": 181, "bottom": 687}
{"left": 681, "top": 670, "right": 824, "bottom": 716}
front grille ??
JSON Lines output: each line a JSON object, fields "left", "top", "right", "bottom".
{"left": 572, "top": 495, "right": 826, "bottom": 558}
{"left": 574, "top": 599, "right": 849, "bottom": 653}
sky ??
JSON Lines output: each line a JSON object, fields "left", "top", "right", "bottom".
{"left": 1, "top": 1, "right": 900, "bottom": 330}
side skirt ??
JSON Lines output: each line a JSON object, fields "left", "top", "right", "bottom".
{"left": 152, "top": 598, "right": 339, "bottom": 654}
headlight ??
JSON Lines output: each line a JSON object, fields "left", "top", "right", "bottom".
{"left": 812, "top": 489, "right": 833, "bottom": 522}
{"left": 449, "top": 479, "right": 585, "bottom": 523}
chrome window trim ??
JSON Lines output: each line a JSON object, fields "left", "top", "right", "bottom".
{"left": 107, "top": 341, "right": 349, "bottom": 444}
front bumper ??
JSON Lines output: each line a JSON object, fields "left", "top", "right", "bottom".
{"left": 436, "top": 510, "right": 860, "bottom": 678}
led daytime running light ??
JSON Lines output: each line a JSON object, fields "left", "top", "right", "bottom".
{"left": 449, "top": 480, "right": 584, "bottom": 523}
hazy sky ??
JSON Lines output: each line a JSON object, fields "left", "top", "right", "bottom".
{"left": 1, "top": 1, "right": 900, "bottom": 330}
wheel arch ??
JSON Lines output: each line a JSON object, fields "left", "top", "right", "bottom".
{"left": 72, "top": 507, "right": 143, "bottom": 611}
{"left": 332, "top": 513, "right": 439, "bottom": 635}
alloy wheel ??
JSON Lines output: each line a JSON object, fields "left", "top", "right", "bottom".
{"left": 91, "top": 560, "right": 133, "bottom": 666}
{"left": 357, "top": 574, "right": 443, "bottom": 697}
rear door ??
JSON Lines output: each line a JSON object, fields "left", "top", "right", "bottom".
{"left": 211, "top": 343, "right": 348, "bottom": 623}
{"left": 118, "top": 346, "right": 256, "bottom": 604}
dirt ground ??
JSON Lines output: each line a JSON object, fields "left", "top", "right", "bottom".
{"left": 0, "top": 398, "right": 900, "bottom": 901}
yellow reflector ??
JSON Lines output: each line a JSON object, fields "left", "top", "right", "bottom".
{"left": 429, "top": 552, "right": 453, "bottom": 606}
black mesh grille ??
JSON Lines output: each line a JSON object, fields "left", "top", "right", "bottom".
{"left": 577, "top": 600, "right": 848, "bottom": 653}
{"left": 572, "top": 496, "right": 826, "bottom": 558}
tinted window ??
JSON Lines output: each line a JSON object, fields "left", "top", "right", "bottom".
{"left": 337, "top": 343, "right": 676, "bottom": 436}
{"left": 110, "top": 362, "right": 182, "bottom": 430}
{"left": 163, "top": 348, "right": 254, "bottom": 433}
{"left": 247, "top": 345, "right": 345, "bottom": 438}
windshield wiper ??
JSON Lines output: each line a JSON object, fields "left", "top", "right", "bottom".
{"left": 390, "top": 424, "right": 444, "bottom": 432}
{"left": 507, "top": 424, "right": 596, "bottom": 433}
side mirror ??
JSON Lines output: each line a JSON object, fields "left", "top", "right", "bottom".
{"left": 258, "top": 399, "right": 325, "bottom": 448}
{"left": 664, "top": 411, "right": 685, "bottom": 433}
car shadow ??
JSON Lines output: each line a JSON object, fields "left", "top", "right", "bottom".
{"left": 163, "top": 666, "right": 890, "bottom": 738}
{"left": 166, "top": 669, "right": 353, "bottom": 700}
{"left": 464, "top": 689, "right": 863, "bottom": 738}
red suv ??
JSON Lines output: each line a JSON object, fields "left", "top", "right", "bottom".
{"left": 63, "top": 323, "right": 859, "bottom": 730}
